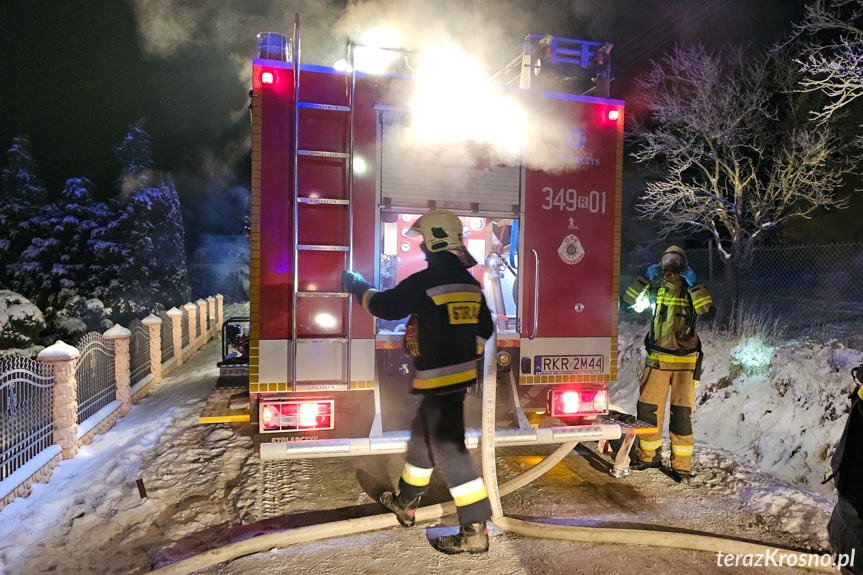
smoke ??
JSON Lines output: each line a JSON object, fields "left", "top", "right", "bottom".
{"left": 127, "top": 0, "right": 610, "bottom": 180}
{"left": 128, "top": 0, "right": 346, "bottom": 63}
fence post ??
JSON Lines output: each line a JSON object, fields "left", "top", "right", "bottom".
{"left": 197, "top": 299, "right": 208, "bottom": 344}
{"left": 216, "top": 294, "right": 224, "bottom": 330}
{"left": 104, "top": 325, "right": 132, "bottom": 417}
{"left": 38, "top": 341, "right": 79, "bottom": 460}
{"left": 142, "top": 314, "right": 163, "bottom": 384}
{"left": 185, "top": 302, "right": 198, "bottom": 351}
{"left": 166, "top": 307, "right": 184, "bottom": 367}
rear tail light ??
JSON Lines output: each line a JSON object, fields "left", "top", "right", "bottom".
{"left": 549, "top": 388, "right": 608, "bottom": 417}
{"left": 260, "top": 400, "right": 334, "bottom": 433}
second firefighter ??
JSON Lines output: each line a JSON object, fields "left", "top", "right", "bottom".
{"left": 621, "top": 245, "right": 716, "bottom": 482}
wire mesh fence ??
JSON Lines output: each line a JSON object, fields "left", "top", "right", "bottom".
{"left": 684, "top": 242, "right": 863, "bottom": 336}
{"left": 0, "top": 356, "right": 55, "bottom": 481}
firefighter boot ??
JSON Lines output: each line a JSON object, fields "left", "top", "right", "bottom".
{"left": 671, "top": 469, "right": 694, "bottom": 484}
{"left": 432, "top": 522, "right": 490, "bottom": 555}
{"left": 630, "top": 453, "right": 662, "bottom": 471}
{"left": 380, "top": 491, "right": 420, "bottom": 527}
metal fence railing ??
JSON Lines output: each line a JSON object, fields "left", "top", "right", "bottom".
{"left": 0, "top": 356, "right": 55, "bottom": 481}
{"left": 128, "top": 319, "right": 150, "bottom": 384}
{"left": 684, "top": 242, "right": 863, "bottom": 333}
{"left": 0, "top": 295, "right": 222, "bottom": 509}
{"left": 75, "top": 333, "right": 116, "bottom": 422}
{"left": 181, "top": 309, "right": 190, "bottom": 348}
{"left": 158, "top": 311, "right": 173, "bottom": 364}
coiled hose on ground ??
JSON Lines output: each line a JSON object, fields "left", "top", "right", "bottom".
{"left": 150, "top": 335, "right": 833, "bottom": 574}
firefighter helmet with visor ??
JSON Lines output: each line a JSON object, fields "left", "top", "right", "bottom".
{"left": 660, "top": 245, "right": 687, "bottom": 273}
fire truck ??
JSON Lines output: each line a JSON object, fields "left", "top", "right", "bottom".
{"left": 201, "top": 17, "right": 654, "bottom": 468}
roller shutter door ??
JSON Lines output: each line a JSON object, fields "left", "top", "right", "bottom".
{"left": 379, "top": 108, "right": 521, "bottom": 213}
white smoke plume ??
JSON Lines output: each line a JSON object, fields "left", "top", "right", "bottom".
{"left": 127, "top": 0, "right": 616, "bottom": 174}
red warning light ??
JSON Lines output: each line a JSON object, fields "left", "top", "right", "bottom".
{"left": 261, "top": 72, "right": 274, "bottom": 84}
{"left": 607, "top": 109, "right": 620, "bottom": 121}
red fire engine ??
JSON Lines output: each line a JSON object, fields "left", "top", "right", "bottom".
{"left": 201, "top": 17, "right": 654, "bottom": 468}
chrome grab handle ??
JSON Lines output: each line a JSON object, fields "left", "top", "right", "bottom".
{"left": 529, "top": 248, "right": 539, "bottom": 340}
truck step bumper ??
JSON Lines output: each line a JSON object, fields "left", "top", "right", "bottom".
{"left": 259, "top": 423, "right": 624, "bottom": 460}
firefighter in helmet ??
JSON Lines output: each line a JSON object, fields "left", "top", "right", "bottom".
{"left": 341, "top": 210, "right": 494, "bottom": 554}
{"left": 620, "top": 246, "right": 716, "bottom": 482}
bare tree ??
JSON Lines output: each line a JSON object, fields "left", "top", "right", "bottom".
{"left": 796, "top": 0, "right": 863, "bottom": 124}
{"left": 628, "top": 44, "right": 853, "bottom": 327}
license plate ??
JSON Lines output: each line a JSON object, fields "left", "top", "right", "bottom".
{"left": 535, "top": 355, "right": 604, "bottom": 374}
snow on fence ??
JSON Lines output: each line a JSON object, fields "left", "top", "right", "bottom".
{"left": 0, "top": 294, "right": 225, "bottom": 511}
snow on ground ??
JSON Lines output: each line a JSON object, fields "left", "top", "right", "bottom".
{"left": 611, "top": 320, "right": 862, "bottom": 516}
{"left": 0, "top": 311, "right": 852, "bottom": 574}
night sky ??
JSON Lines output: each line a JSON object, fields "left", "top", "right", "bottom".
{"left": 0, "top": 0, "right": 809, "bottom": 242}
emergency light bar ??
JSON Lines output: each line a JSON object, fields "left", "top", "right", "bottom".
{"left": 260, "top": 400, "right": 334, "bottom": 432}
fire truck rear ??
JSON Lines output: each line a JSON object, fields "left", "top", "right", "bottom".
{"left": 201, "top": 18, "right": 654, "bottom": 468}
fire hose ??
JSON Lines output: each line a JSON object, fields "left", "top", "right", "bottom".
{"left": 150, "top": 335, "right": 835, "bottom": 574}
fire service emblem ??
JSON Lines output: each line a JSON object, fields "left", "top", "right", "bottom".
{"left": 558, "top": 234, "right": 585, "bottom": 265}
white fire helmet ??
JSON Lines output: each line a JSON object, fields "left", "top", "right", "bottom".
{"left": 405, "top": 210, "right": 466, "bottom": 253}
{"left": 405, "top": 210, "right": 478, "bottom": 267}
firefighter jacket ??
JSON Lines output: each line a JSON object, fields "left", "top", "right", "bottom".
{"left": 622, "top": 274, "right": 713, "bottom": 373}
{"left": 358, "top": 251, "right": 494, "bottom": 394}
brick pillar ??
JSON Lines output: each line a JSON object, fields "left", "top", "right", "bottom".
{"left": 215, "top": 294, "right": 224, "bottom": 330}
{"left": 184, "top": 302, "right": 198, "bottom": 351}
{"left": 166, "top": 307, "right": 184, "bottom": 366}
{"left": 104, "top": 325, "right": 132, "bottom": 417}
{"left": 142, "top": 314, "right": 163, "bottom": 384}
{"left": 38, "top": 341, "right": 80, "bottom": 460}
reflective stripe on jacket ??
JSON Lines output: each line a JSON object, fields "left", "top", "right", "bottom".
{"left": 623, "top": 274, "right": 713, "bottom": 371}
{"left": 362, "top": 251, "right": 494, "bottom": 394}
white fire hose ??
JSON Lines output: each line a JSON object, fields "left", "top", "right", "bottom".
{"left": 150, "top": 335, "right": 834, "bottom": 574}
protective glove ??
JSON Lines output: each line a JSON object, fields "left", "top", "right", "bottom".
{"left": 403, "top": 314, "right": 420, "bottom": 356}
{"left": 680, "top": 267, "right": 697, "bottom": 286}
{"left": 645, "top": 264, "right": 661, "bottom": 280}
{"left": 341, "top": 270, "right": 373, "bottom": 297}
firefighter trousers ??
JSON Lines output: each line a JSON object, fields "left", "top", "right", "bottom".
{"left": 636, "top": 367, "right": 697, "bottom": 472}
{"left": 397, "top": 390, "right": 492, "bottom": 526}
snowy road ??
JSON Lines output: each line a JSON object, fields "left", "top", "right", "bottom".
{"left": 0, "top": 340, "right": 836, "bottom": 575}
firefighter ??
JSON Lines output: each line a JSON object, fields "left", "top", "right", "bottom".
{"left": 620, "top": 245, "right": 716, "bottom": 483}
{"left": 341, "top": 210, "right": 494, "bottom": 554}
{"left": 826, "top": 363, "right": 863, "bottom": 575}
